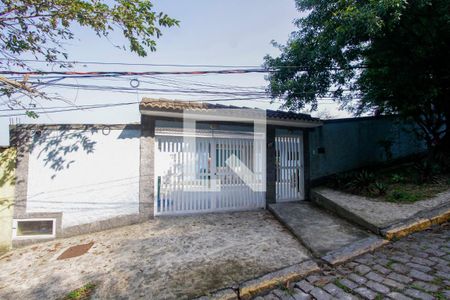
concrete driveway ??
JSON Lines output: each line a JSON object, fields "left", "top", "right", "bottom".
{"left": 0, "top": 211, "right": 311, "bottom": 299}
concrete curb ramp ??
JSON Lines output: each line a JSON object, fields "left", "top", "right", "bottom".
{"left": 194, "top": 260, "right": 319, "bottom": 300}
{"left": 312, "top": 188, "right": 450, "bottom": 240}
{"left": 321, "top": 236, "right": 388, "bottom": 265}
{"left": 268, "top": 202, "right": 387, "bottom": 267}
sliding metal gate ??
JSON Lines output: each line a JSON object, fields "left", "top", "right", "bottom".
{"left": 275, "top": 135, "right": 304, "bottom": 202}
{"left": 155, "top": 135, "right": 265, "bottom": 215}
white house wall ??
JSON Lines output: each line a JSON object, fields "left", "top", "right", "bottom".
{"left": 25, "top": 127, "right": 141, "bottom": 228}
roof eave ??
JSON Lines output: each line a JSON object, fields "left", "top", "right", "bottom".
{"left": 140, "top": 109, "right": 323, "bottom": 128}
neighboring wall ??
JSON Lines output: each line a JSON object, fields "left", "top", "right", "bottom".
{"left": 0, "top": 148, "right": 15, "bottom": 252}
{"left": 13, "top": 125, "right": 142, "bottom": 237}
{"left": 309, "top": 116, "right": 425, "bottom": 180}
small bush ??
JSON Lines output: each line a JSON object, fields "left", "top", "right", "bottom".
{"left": 386, "top": 189, "right": 420, "bottom": 203}
{"left": 345, "top": 170, "right": 376, "bottom": 193}
{"left": 369, "top": 181, "right": 388, "bottom": 196}
{"left": 390, "top": 174, "right": 406, "bottom": 183}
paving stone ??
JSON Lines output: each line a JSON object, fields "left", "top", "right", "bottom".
{"left": 412, "top": 257, "right": 435, "bottom": 267}
{"left": 435, "top": 263, "right": 450, "bottom": 273}
{"left": 382, "top": 278, "right": 405, "bottom": 290}
{"left": 408, "top": 269, "right": 434, "bottom": 282}
{"left": 355, "top": 254, "right": 375, "bottom": 266}
{"left": 336, "top": 265, "right": 353, "bottom": 275}
{"left": 294, "top": 280, "right": 314, "bottom": 293}
{"left": 292, "top": 289, "right": 311, "bottom": 300}
{"left": 387, "top": 292, "right": 413, "bottom": 300}
{"left": 374, "top": 257, "right": 390, "bottom": 266}
{"left": 390, "top": 263, "right": 411, "bottom": 274}
{"left": 411, "top": 280, "right": 439, "bottom": 292}
{"left": 306, "top": 274, "right": 322, "bottom": 284}
{"left": 348, "top": 273, "right": 367, "bottom": 284}
{"left": 263, "top": 293, "right": 280, "bottom": 300}
{"left": 354, "top": 287, "right": 377, "bottom": 300}
{"left": 372, "top": 264, "right": 390, "bottom": 275}
{"left": 391, "top": 254, "right": 411, "bottom": 263}
{"left": 365, "top": 271, "right": 384, "bottom": 283}
{"left": 354, "top": 264, "right": 371, "bottom": 275}
{"left": 407, "top": 250, "right": 430, "bottom": 259}
{"left": 322, "top": 283, "right": 343, "bottom": 296}
{"left": 346, "top": 262, "right": 359, "bottom": 268}
{"left": 404, "top": 288, "right": 434, "bottom": 300}
{"left": 427, "top": 256, "right": 448, "bottom": 265}
{"left": 272, "top": 289, "right": 293, "bottom": 300}
{"left": 423, "top": 248, "right": 446, "bottom": 257}
{"left": 435, "top": 271, "right": 450, "bottom": 280}
{"left": 334, "top": 292, "right": 359, "bottom": 300}
{"left": 364, "top": 280, "right": 390, "bottom": 294}
{"left": 387, "top": 272, "right": 413, "bottom": 284}
{"left": 310, "top": 287, "right": 332, "bottom": 300}
{"left": 338, "top": 278, "right": 358, "bottom": 290}
{"left": 405, "top": 262, "right": 432, "bottom": 273}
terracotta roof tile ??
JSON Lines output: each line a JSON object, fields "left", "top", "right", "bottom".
{"left": 140, "top": 98, "right": 321, "bottom": 123}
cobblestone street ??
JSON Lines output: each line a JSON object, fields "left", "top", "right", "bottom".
{"left": 257, "top": 224, "right": 450, "bottom": 300}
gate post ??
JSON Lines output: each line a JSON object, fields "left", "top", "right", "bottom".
{"left": 266, "top": 125, "right": 276, "bottom": 205}
{"left": 140, "top": 115, "right": 155, "bottom": 219}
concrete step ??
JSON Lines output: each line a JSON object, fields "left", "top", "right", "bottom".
{"left": 268, "top": 201, "right": 387, "bottom": 265}
{"left": 311, "top": 187, "right": 450, "bottom": 240}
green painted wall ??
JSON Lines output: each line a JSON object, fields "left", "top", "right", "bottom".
{"left": 0, "top": 148, "right": 16, "bottom": 253}
{"left": 309, "top": 117, "right": 426, "bottom": 180}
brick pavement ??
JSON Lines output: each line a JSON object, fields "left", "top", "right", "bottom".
{"left": 255, "top": 224, "right": 450, "bottom": 300}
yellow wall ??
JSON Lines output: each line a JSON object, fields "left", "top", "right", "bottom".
{"left": 0, "top": 148, "right": 16, "bottom": 253}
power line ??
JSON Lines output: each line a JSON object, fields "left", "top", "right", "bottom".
{"left": 0, "top": 68, "right": 271, "bottom": 76}
{"left": 0, "top": 58, "right": 261, "bottom": 68}
{"left": 0, "top": 58, "right": 369, "bottom": 70}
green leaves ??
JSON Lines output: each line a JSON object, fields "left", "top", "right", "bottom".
{"left": 265, "top": 0, "right": 450, "bottom": 151}
{"left": 0, "top": 0, "right": 179, "bottom": 61}
{"left": 0, "top": 0, "right": 178, "bottom": 115}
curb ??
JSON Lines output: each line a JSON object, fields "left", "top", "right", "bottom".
{"left": 312, "top": 189, "right": 450, "bottom": 240}
{"left": 194, "top": 260, "right": 320, "bottom": 300}
{"left": 321, "top": 236, "right": 389, "bottom": 266}
{"left": 381, "top": 206, "right": 450, "bottom": 240}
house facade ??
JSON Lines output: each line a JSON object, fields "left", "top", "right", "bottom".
{"left": 5, "top": 99, "right": 424, "bottom": 246}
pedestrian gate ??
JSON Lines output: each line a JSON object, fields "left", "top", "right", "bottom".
{"left": 275, "top": 135, "right": 304, "bottom": 202}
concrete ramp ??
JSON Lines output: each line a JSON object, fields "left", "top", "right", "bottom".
{"left": 269, "top": 202, "right": 388, "bottom": 265}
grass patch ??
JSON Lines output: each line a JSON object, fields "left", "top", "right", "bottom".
{"left": 277, "top": 282, "right": 294, "bottom": 296}
{"left": 430, "top": 277, "right": 444, "bottom": 285}
{"left": 63, "top": 283, "right": 96, "bottom": 300}
{"left": 327, "top": 161, "right": 450, "bottom": 203}
{"left": 434, "top": 291, "right": 446, "bottom": 300}
{"left": 411, "top": 284, "right": 427, "bottom": 293}
{"left": 386, "top": 260, "right": 395, "bottom": 269}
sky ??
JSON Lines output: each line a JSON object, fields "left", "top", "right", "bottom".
{"left": 0, "top": 0, "right": 348, "bottom": 145}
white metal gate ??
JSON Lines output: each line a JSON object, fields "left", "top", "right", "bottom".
{"left": 275, "top": 135, "right": 304, "bottom": 202}
{"left": 155, "top": 135, "right": 265, "bottom": 215}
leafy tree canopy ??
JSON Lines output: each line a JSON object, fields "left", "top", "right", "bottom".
{"left": 265, "top": 0, "right": 450, "bottom": 150}
{"left": 0, "top": 0, "right": 178, "bottom": 110}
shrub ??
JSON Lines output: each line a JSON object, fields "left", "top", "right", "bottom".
{"left": 386, "top": 189, "right": 420, "bottom": 203}
{"left": 390, "top": 174, "right": 406, "bottom": 183}
{"left": 345, "top": 170, "right": 376, "bottom": 192}
{"left": 369, "top": 181, "right": 388, "bottom": 196}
